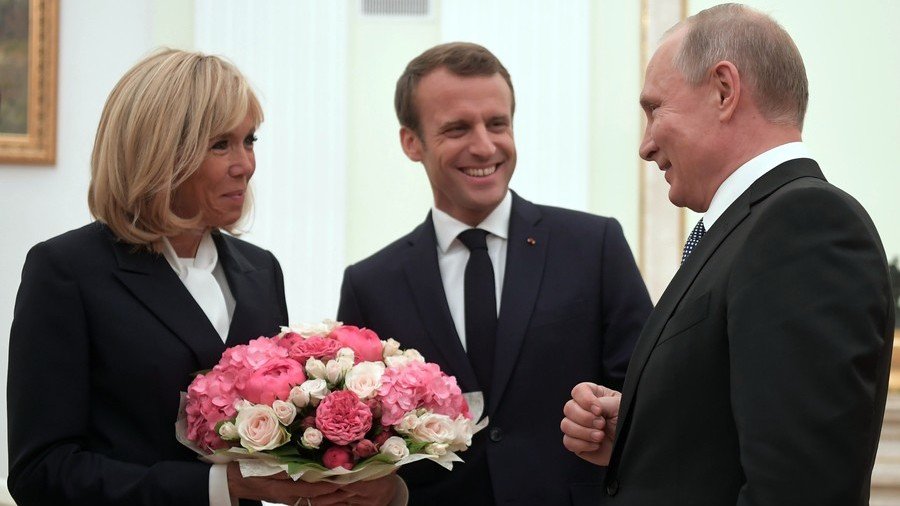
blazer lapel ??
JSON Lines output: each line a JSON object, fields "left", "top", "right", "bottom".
{"left": 612, "top": 158, "right": 826, "bottom": 463}
{"left": 110, "top": 236, "right": 225, "bottom": 368}
{"left": 489, "top": 193, "right": 548, "bottom": 414}
{"left": 212, "top": 233, "right": 277, "bottom": 346}
{"left": 403, "top": 214, "right": 481, "bottom": 392}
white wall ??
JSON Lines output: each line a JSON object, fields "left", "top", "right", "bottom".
{"left": 685, "top": 0, "right": 900, "bottom": 260}
{"left": 344, "top": 1, "right": 441, "bottom": 263}
{"left": 0, "top": 0, "right": 190, "bottom": 497}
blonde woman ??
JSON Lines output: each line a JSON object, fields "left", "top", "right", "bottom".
{"left": 7, "top": 50, "right": 398, "bottom": 506}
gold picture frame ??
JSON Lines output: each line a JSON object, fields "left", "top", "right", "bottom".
{"left": 0, "top": 0, "right": 58, "bottom": 164}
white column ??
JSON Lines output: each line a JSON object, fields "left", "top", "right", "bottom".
{"left": 195, "top": 0, "right": 348, "bottom": 323}
{"left": 639, "top": 0, "right": 686, "bottom": 302}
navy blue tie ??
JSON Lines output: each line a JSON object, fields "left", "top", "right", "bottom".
{"left": 458, "top": 229, "right": 497, "bottom": 401}
{"left": 681, "top": 219, "right": 706, "bottom": 264}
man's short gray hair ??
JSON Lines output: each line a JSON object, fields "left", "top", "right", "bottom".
{"left": 671, "top": 3, "right": 808, "bottom": 129}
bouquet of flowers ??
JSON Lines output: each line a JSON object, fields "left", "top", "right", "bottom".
{"left": 175, "top": 320, "right": 485, "bottom": 483}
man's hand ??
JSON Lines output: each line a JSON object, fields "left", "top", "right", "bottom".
{"left": 561, "top": 382, "right": 621, "bottom": 467}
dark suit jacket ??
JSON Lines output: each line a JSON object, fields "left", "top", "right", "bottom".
{"left": 603, "top": 159, "right": 895, "bottom": 505}
{"left": 338, "top": 193, "right": 652, "bottom": 505}
{"left": 7, "top": 222, "right": 288, "bottom": 505}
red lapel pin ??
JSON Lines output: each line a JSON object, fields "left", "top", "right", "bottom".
{"left": 526, "top": 237, "right": 536, "bottom": 246}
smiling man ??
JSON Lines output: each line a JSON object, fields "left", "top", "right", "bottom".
{"left": 337, "top": 42, "right": 652, "bottom": 505}
{"left": 561, "top": 4, "right": 894, "bottom": 505}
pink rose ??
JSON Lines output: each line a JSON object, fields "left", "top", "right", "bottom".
{"left": 329, "top": 326, "right": 383, "bottom": 363}
{"left": 365, "top": 397, "right": 382, "bottom": 418}
{"left": 353, "top": 439, "right": 378, "bottom": 459}
{"left": 315, "top": 390, "right": 373, "bottom": 445}
{"left": 241, "top": 358, "right": 307, "bottom": 406}
{"left": 278, "top": 334, "right": 344, "bottom": 364}
{"left": 373, "top": 427, "right": 396, "bottom": 447}
{"left": 323, "top": 445, "right": 355, "bottom": 470}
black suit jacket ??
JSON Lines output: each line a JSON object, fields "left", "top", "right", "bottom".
{"left": 338, "top": 193, "right": 652, "bottom": 505}
{"left": 7, "top": 222, "right": 288, "bottom": 505}
{"left": 603, "top": 159, "right": 895, "bottom": 505}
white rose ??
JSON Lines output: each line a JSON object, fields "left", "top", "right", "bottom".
{"left": 384, "top": 355, "right": 413, "bottom": 369}
{"left": 218, "top": 421, "right": 238, "bottom": 440}
{"left": 337, "top": 355, "right": 355, "bottom": 374}
{"left": 344, "top": 362, "right": 385, "bottom": 400}
{"left": 410, "top": 413, "right": 456, "bottom": 444}
{"left": 272, "top": 400, "right": 297, "bottom": 425}
{"left": 448, "top": 415, "right": 474, "bottom": 452}
{"left": 305, "top": 358, "right": 326, "bottom": 379}
{"left": 301, "top": 427, "right": 323, "bottom": 449}
{"left": 394, "top": 411, "right": 421, "bottom": 435}
{"left": 279, "top": 320, "right": 340, "bottom": 338}
{"left": 403, "top": 349, "right": 425, "bottom": 363}
{"left": 382, "top": 338, "right": 402, "bottom": 358}
{"left": 325, "top": 360, "right": 345, "bottom": 384}
{"left": 379, "top": 436, "right": 410, "bottom": 462}
{"left": 425, "top": 442, "right": 449, "bottom": 456}
{"left": 235, "top": 405, "right": 290, "bottom": 452}
{"left": 288, "top": 385, "right": 310, "bottom": 408}
{"left": 300, "top": 378, "right": 329, "bottom": 406}
{"left": 336, "top": 347, "right": 355, "bottom": 361}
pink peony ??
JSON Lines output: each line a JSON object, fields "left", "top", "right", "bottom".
{"left": 378, "top": 361, "right": 470, "bottom": 425}
{"left": 278, "top": 334, "right": 344, "bottom": 364}
{"left": 329, "top": 326, "right": 383, "bottom": 362}
{"left": 315, "top": 390, "right": 373, "bottom": 445}
{"left": 322, "top": 445, "right": 355, "bottom": 470}
{"left": 242, "top": 358, "right": 307, "bottom": 406}
{"left": 216, "top": 337, "right": 288, "bottom": 375}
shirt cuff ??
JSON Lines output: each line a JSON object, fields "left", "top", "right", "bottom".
{"left": 209, "top": 464, "right": 237, "bottom": 506}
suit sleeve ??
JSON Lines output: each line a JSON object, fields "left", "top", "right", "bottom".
{"left": 599, "top": 219, "right": 653, "bottom": 391}
{"left": 728, "top": 188, "right": 892, "bottom": 505}
{"left": 337, "top": 266, "right": 366, "bottom": 326}
{"left": 272, "top": 251, "right": 289, "bottom": 323}
{"left": 7, "top": 242, "right": 210, "bottom": 506}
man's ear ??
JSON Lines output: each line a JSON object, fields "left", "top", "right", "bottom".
{"left": 400, "top": 126, "right": 424, "bottom": 162}
{"left": 711, "top": 61, "right": 741, "bottom": 121}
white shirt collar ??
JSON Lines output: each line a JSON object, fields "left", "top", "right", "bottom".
{"left": 432, "top": 191, "right": 512, "bottom": 252}
{"left": 160, "top": 230, "right": 218, "bottom": 275}
{"left": 704, "top": 142, "right": 813, "bottom": 229}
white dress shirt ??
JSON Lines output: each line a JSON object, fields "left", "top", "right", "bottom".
{"left": 704, "top": 142, "right": 814, "bottom": 230}
{"left": 161, "top": 232, "right": 235, "bottom": 506}
{"left": 432, "top": 191, "right": 512, "bottom": 351}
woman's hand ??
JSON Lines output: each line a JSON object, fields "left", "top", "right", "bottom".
{"left": 227, "top": 463, "right": 401, "bottom": 505}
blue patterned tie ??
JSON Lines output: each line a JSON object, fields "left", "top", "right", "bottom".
{"left": 681, "top": 219, "right": 706, "bottom": 264}
{"left": 458, "top": 228, "right": 497, "bottom": 401}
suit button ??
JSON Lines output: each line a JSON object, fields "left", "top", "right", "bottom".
{"left": 606, "top": 479, "right": 619, "bottom": 496}
{"left": 489, "top": 427, "right": 503, "bottom": 442}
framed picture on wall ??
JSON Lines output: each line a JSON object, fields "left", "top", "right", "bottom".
{"left": 0, "top": 0, "right": 58, "bottom": 165}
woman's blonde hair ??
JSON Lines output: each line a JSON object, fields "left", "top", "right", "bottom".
{"left": 88, "top": 48, "right": 263, "bottom": 247}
